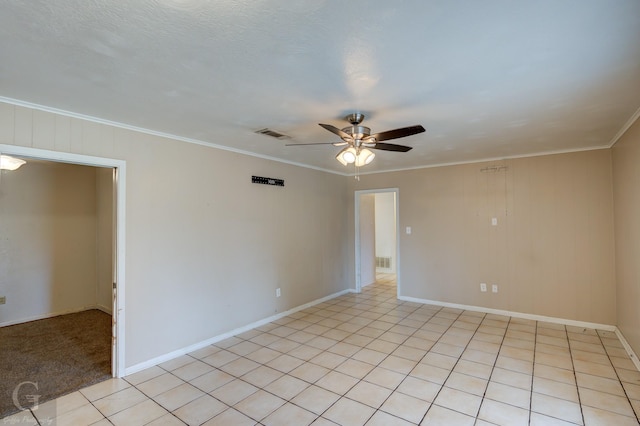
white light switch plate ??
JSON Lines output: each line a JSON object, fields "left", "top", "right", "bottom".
{"left": 406, "top": 226, "right": 412, "bottom": 235}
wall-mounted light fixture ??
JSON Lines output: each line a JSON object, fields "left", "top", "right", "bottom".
{"left": 0, "top": 155, "right": 26, "bottom": 171}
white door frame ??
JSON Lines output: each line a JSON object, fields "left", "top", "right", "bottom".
{"left": 0, "top": 144, "right": 126, "bottom": 378}
{"left": 354, "top": 188, "right": 400, "bottom": 297}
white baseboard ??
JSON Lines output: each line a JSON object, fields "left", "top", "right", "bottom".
{"left": 397, "top": 295, "right": 616, "bottom": 332}
{"left": 614, "top": 328, "right": 640, "bottom": 372}
{"left": 124, "top": 288, "right": 353, "bottom": 376}
{"left": 0, "top": 305, "right": 108, "bottom": 328}
{"left": 96, "top": 304, "right": 113, "bottom": 315}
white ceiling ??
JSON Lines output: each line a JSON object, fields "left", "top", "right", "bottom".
{"left": 1, "top": 1, "right": 640, "bottom": 174}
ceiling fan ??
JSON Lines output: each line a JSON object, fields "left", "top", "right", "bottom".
{"left": 287, "top": 113, "right": 425, "bottom": 167}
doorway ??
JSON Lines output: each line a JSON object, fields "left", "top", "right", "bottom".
{"left": 355, "top": 188, "right": 399, "bottom": 296}
{"left": 0, "top": 144, "right": 125, "bottom": 378}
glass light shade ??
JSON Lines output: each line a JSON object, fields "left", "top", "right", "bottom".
{"left": 355, "top": 148, "right": 375, "bottom": 167}
{"left": 0, "top": 155, "right": 26, "bottom": 171}
{"left": 336, "top": 147, "right": 357, "bottom": 165}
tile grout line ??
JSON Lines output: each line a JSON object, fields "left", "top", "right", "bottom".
{"left": 355, "top": 300, "right": 452, "bottom": 424}
{"left": 415, "top": 307, "right": 487, "bottom": 424}
{"left": 123, "top": 368, "right": 190, "bottom": 425}
{"left": 314, "top": 284, "right": 443, "bottom": 424}
{"left": 564, "top": 324, "right": 586, "bottom": 426}
{"left": 181, "top": 284, "right": 414, "bottom": 424}
{"left": 481, "top": 314, "right": 519, "bottom": 423}
{"left": 346, "top": 290, "right": 435, "bottom": 424}
{"left": 310, "top": 287, "right": 434, "bottom": 425}
{"left": 594, "top": 330, "right": 640, "bottom": 423}
{"left": 301, "top": 286, "right": 406, "bottom": 423}
{"left": 462, "top": 313, "right": 514, "bottom": 421}
{"left": 527, "top": 319, "right": 538, "bottom": 426}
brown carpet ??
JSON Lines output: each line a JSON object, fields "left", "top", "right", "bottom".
{"left": 0, "top": 309, "right": 112, "bottom": 418}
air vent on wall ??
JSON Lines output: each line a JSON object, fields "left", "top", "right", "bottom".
{"left": 376, "top": 257, "right": 392, "bottom": 269}
{"left": 255, "top": 128, "right": 291, "bottom": 140}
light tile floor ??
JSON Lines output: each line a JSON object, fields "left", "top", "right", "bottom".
{"left": 4, "top": 275, "right": 640, "bottom": 425}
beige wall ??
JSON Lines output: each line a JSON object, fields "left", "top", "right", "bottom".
{"left": 0, "top": 102, "right": 350, "bottom": 368}
{"left": 0, "top": 160, "right": 98, "bottom": 325}
{"left": 612, "top": 118, "right": 640, "bottom": 356}
{"left": 349, "top": 150, "right": 616, "bottom": 324}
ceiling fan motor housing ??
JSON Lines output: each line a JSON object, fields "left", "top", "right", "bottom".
{"left": 345, "top": 113, "right": 365, "bottom": 125}
{"left": 342, "top": 125, "right": 371, "bottom": 140}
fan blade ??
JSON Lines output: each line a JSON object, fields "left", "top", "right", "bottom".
{"left": 285, "top": 142, "right": 348, "bottom": 147}
{"left": 319, "top": 123, "right": 353, "bottom": 142}
{"left": 371, "top": 125, "right": 425, "bottom": 142}
{"left": 285, "top": 142, "right": 336, "bottom": 146}
{"left": 371, "top": 143, "right": 413, "bottom": 152}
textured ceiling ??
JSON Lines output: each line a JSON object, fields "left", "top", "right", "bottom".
{"left": 1, "top": 1, "right": 640, "bottom": 174}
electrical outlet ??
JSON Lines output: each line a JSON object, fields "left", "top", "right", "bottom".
{"left": 492, "top": 284, "right": 498, "bottom": 293}
{"left": 276, "top": 288, "right": 281, "bottom": 298}
{"left": 0, "top": 296, "right": 5, "bottom": 305}
{"left": 491, "top": 217, "right": 498, "bottom": 226}
{"left": 480, "top": 283, "right": 487, "bottom": 292}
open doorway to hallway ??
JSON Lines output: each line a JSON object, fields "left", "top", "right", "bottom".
{"left": 355, "top": 189, "right": 399, "bottom": 295}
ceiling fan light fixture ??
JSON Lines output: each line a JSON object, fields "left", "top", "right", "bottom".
{"left": 314, "top": 114, "right": 423, "bottom": 168}
{"left": 355, "top": 148, "right": 375, "bottom": 167}
{"left": 0, "top": 155, "right": 26, "bottom": 171}
{"left": 336, "top": 147, "right": 357, "bottom": 165}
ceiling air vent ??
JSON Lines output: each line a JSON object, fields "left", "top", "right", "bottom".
{"left": 255, "top": 128, "right": 290, "bottom": 140}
